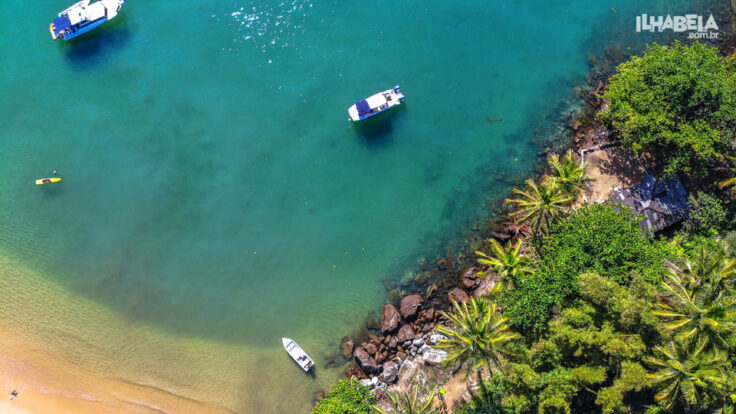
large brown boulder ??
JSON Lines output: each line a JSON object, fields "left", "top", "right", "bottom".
{"left": 462, "top": 267, "right": 480, "bottom": 289}
{"left": 448, "top": 288, "right": 469, "bottom": 304}
{"left": 473, "top": 276, "right": 497, "bottom": 298}
{"left": 383, "top": 360, "right": 399, "bottom": 383}
{"left": 345, "top": 366, "right": 366, "bottom": 380}
{"left": 381, "top": 304, "right": 401, "bottom": 333}
{"left": 491, "top": 231, "right": 511, "bottom": 241}
{"left": 400, "top": 294, "right": 423, "bottom": 319}
{"left": 362, "top": 342, "right": 378, "bottom": 356}
{"left": 340, "top": 336, "right": 355, "bottom": 360}
{"left": 396, "top": 324, "right": 416, "bottom": 342}
{"left": 353, "top": 346, "right": 378, "bottom": 374}
{"left": 419, "top": 308, "right": 436, "bottom": 322}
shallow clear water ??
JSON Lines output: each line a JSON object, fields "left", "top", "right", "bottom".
{"left": 0, "top": 0, "right": 724, "bottom": 412}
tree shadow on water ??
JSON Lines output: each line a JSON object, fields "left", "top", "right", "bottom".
{"left": 61, "top": 15, "right": 132, "bottom": 68}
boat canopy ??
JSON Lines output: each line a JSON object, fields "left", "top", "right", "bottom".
{"left": 53, "top": 15, "right": 72, "bottom": 32}
{"left": 356, "top": 100, "right": 371, "bottom": 117}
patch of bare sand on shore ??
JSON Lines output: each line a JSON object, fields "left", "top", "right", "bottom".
{"left": 580, "top": 146, "right": 645, "bottom": 205}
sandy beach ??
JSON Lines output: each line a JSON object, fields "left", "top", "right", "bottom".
{"left": 0, "top": 249, "right": 349, "bottom": 414}
{"left": 0, "top": 254, "right": 236, "bottom": 414}
{"left": 0, "top": 320, "right": 231, "bottom": 414}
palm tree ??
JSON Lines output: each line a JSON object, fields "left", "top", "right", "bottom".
{"left": 506, "top": 179, "right": 572, "bottom": 235}
{"left": 373, "top": 378, "right": 438, "bottom": 414}
{"left": 681, "top": 248, "right": 736, "bottom": 296}
{"left": 475, "top": 239, "right": 532, "bottom": 291}
{"left": 653, "top": 249, "right": 736, "bottom": 352}
{"left": 644, "top": 339, "right": 727, "bottom": 411}
{"left": 435, "top": 298, "right": 519, "bottom": 377}
{"left": 718, "top": 155, "right": 736, "bottom": 192}
{"left": 547, "top": 150, "right": 593, "bottom": 197}
{"left": 713, "top": 394, "right": 736, "bottom": 414}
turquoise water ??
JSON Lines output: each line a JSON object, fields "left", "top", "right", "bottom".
{"left": 0, "top": 0, "right": 724, "bottom": 412}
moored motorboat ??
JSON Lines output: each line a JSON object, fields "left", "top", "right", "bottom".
{"left": 348, "top": 86, "right": 405, "bottom": 121}
{"left": 50, "top": 0, "right": 126, "bottom": 41}
{"left": 36, "top": 177, "right": 62, "bottom": 185}
{"left": 282, "top": 337, "right": 314, "bottom": 372}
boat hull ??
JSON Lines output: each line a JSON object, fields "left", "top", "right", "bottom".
{"left": 59, "top": 18, "right": 108, "bottom": 40}
{"left": 282, "top": 338, "right": 314, "bottom": 372}
{"left": 348, "top": 87, "right": 405, "bottom": 122}
{"left": 50, "top": 0, "right": 125, "bottom": 41}
{"left": 36, "top": 178, "right": 62, "bottom": 185}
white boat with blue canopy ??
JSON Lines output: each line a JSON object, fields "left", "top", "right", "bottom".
{"left": 282, "top": 337, "right": 314, "bottom": 372}
{"left": 348, "top": 86, "right": 405, "bottom": 121}
{"left": 50, "top": 0, "right": 126, "bottom": 41}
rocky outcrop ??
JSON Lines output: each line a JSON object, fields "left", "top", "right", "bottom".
{"left": 491, "top": 231, "right": 511, "bottom": 241}
{"left": 383, "top": 360, "right": 399, "bottom": 383}
{"left": 360, "top": 376, "right": 379, "bottom": 388}
{"left": 354, "top": 346, "right": 378, "bottom": 373}
{"left": 340, "top": 336, "right": 355, "bottom": 360}
{"left": 400, "top": 294, "right": 422, "bottom": 319}
{"left": 362, "top": 342, "right": 378, "bottom": 356}
{"left": 448, "top": 287, "right": 469, "bottom": 304}
{"left": 396, "top": 325, "right": 416, "bottom": 342}
{"left": 429, "top": 333, "right": 447, "bottom": 345}
{"left": 381, "top": 304, "right": 401, "bottom": 333}
{"left": 462, "top": 267, "right": 480, "bottom": 289}
{"left": 421, "top": 347, "right": 448, "bottom": 365}
{"left": 473, "top": 275, "right": 497, "bottom": 298}
{"left": 418, "top": 308, "right": 435, "bottom": 322}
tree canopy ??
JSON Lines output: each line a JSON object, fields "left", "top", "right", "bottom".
{"left": 601, "top": 41, "right": 736, "bottom": 175}
{"left": 312, "top": 379, "right": 375, "bottom": 414}
{"left": 501, "top": 203, "right": 670, "bottom": 335}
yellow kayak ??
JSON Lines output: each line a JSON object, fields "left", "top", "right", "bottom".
{"left": 36, "top": 177, "right": 61, "bottom": 185}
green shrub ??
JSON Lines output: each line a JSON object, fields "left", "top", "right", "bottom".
{"left": 684, "top": 192, "right": 727, "bottom": 235}
{"left": 501, "top": 203, "right": 670, "bottom": 335}
{"left": 312, "top": 379, "right": 375, "bottom": 414}
{"left": 601, "top": 41, "right": 736, "bottom": 175}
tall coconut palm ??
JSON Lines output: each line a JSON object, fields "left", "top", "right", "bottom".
{"left": 713, "top": 393, "right": 736, "bottom": 414}
{"left": 475, "top": 239, "right": 532, "bottom": 291}
{"left": 653, "top": 249, "right": 736, "bottom": 352}
{"left": 718, "top": 155, "right": 736, "bottom": 192}
{"left": 435, "top": 298, "right": 520, "bottom": 377}
{"left": 547, "top": 150, "right": 593, "bottom": 197}
{"left": 644, "top": 339, "right": 727, "bottom": 411}
{"left": 506, "top": 179, "right": 572, "bottom": 235}
{"left": 373, "top": 378, "right": 438, "bottom": 414}
{"left": 677, "top": 248, "right": 736, "bottom": 297}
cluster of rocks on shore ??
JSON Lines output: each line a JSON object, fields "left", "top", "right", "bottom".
{"left": 338, "top": 267, "right": 501, "bottom": 397}
{"left": 341, "top": 294, "right": 446, "bottom": 381}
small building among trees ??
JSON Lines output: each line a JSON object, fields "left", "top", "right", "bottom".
{"left": 611, "top": 174, "right": 689, "bottom": 235}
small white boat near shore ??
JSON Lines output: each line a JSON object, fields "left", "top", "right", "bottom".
{"left": 282, "top": 338, "right": 314, "bottom": 372}
{"left": 348, "top": 86, "right": 405, "bottom": 121}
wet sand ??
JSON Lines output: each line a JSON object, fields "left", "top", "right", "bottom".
{"left": 0, "top": 252, "right": 345, "bottom": 414}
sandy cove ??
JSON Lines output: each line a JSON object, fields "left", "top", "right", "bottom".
{"left": 0, "top": 312, "right": 231, "bottom": 414}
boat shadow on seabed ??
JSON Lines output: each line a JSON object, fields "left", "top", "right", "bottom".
{"left": 285, "top": 356, "right": 317, "bottom": 378}
{"left": 351, "top": 105, "right": 406, "bottom": 149}
{"left": 61, "top": 13, "right": 132, "bottom": 67}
